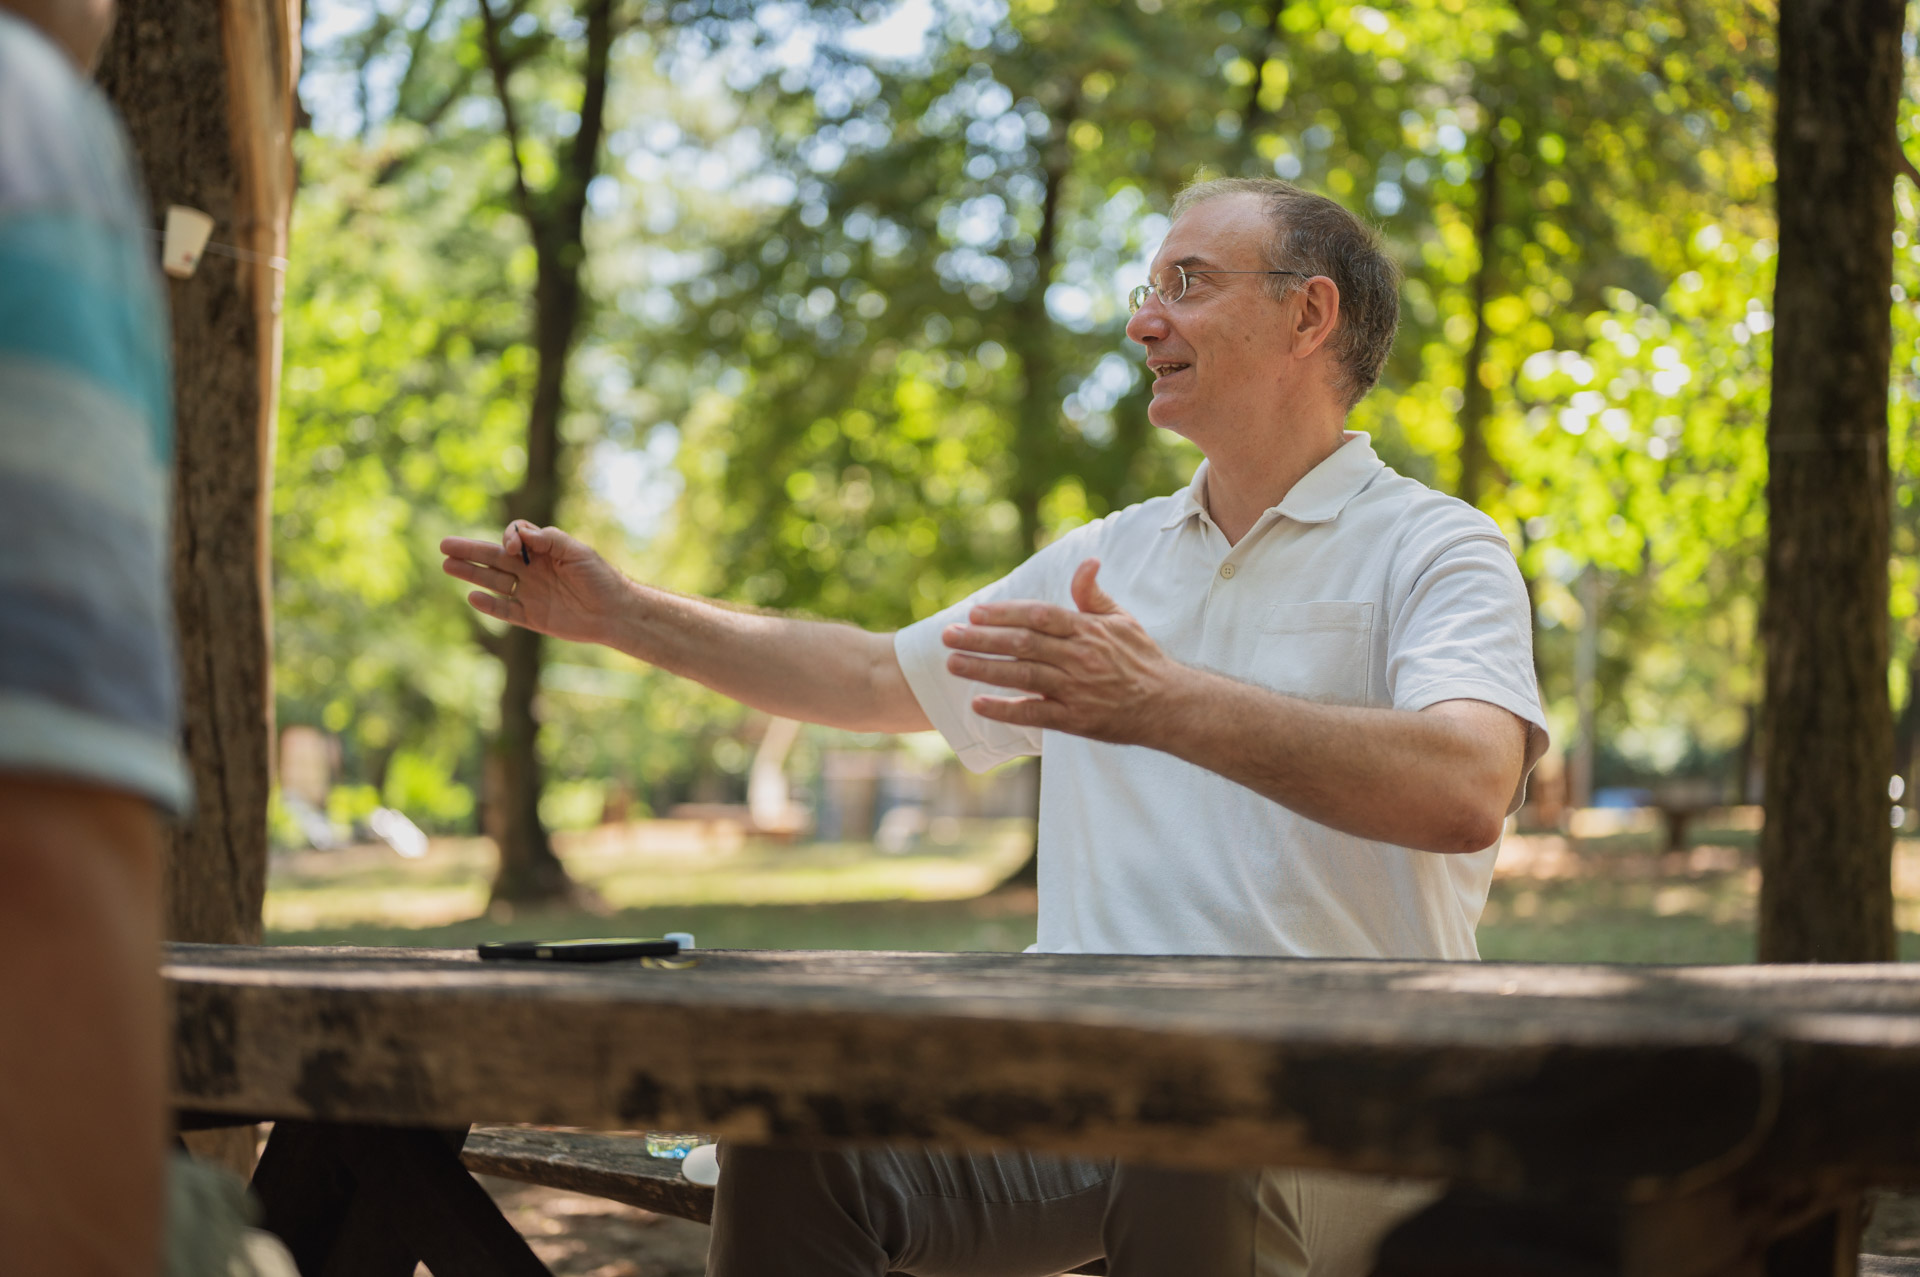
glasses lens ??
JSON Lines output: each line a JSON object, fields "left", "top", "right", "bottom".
{"left": 1167, "top": 265, "right": 1188, "bottom": 303}
{"left": 1128, "top": 284, "right": 1150, "bottom": 314}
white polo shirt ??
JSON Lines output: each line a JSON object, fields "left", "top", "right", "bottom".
{"left": 895, "top": 432, "right": 1548, "bottom": 960}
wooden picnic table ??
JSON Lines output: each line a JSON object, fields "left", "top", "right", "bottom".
{"left": 167, "top": 943, "right": 1920, "bottom": 1275}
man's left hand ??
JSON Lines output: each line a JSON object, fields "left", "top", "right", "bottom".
{"left": 942, "top": 559, "right": 1178, "bottom": 744}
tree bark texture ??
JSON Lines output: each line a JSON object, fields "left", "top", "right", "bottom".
{"left": 97, "top": 0, "right": 300, "bottom": 946}
{"left": 1758, "top": 0, "right": 1904, "bottom": 962}
{"left": 478, "top": 0, "right": 616, "bottom": 904}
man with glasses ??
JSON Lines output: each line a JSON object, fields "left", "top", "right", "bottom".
{"left": 443, "top": 176, "right": 1546, "bottom": 1276}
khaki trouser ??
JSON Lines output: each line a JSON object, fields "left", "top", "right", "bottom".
{"left": 707, "top": 1144, "right": 1437, "bottom": 1277}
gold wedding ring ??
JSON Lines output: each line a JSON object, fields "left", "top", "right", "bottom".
{"left": 506, "top": 575, "right": 520, "bottom": 599}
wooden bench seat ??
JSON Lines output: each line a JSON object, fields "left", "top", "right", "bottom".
{"left": 461, "top": 1126, "right": 715, "bottom": 1224}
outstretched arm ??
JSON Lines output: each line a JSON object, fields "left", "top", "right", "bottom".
{"left": 441, "top": 522, "right": 932, "bottom": 734}
{"left": 941, "top": 559, "right": 1528, "bottom": 854}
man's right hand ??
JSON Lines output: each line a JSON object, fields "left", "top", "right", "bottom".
{"left": 440, "top": 521, "right": 931, "bottom": 734}
{"left": 440, "top": 521, "right": 630, "bottom": 647}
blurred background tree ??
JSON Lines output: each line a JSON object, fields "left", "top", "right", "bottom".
{"left": 278, "top": 0, "right": 1912, "bottom": 941}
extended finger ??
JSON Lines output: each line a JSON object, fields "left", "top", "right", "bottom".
{"left": 945, "top": 653, "right": 1066, "bottom": 696}
{"left": 971, "top": 694, "right": 1065, "bottom": 729}
{"left": 441, "top": 556, "right": 520, "bottom": 595}
{"left": 942, "top": 623, "right": 1073, "bottom": 663}
{"left": 441, "top": 535, "right": 514, "bottom": 568}
{"left": 966, "top": 600, "right": 1078, "bottom": 637}
{"left": 466, "top": 589, "right": 524, "bottom": 624}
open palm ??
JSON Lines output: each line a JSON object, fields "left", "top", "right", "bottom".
{"left": 439, "top": 522, "right": 630, "bottom": 647}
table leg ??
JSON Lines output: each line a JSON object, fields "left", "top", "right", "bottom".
{"left": 251, "top": 1120, "right": 554, "bottom": 1277}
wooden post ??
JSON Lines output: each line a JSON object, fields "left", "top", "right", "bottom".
{"left": 1758, "top": 0, "right": 1905, "bottom": 962}
{"left": 97, "top": 0, "right": 300, "bottom": 1176}
{"left": 97, "top": 0, "right": 299, "bottom": 945}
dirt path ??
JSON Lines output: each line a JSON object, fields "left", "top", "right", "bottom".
{"left": 464, "top": 1175, "right": 711, "bottom": 1276}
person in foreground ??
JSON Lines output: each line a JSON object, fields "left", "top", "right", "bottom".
{"left": 0, "top": 3, "right": 294, "bottom": 1273}
{"left": 442, "top": 177, "right": 1548, "bottom": 1276}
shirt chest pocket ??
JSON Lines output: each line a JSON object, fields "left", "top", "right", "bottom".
{"left": 1252, "top": 601, "right": 1375, "bottom": 705}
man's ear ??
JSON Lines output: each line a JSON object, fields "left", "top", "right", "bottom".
{"left": 1289, "top": 276, "right": 1342, "bottom": 361}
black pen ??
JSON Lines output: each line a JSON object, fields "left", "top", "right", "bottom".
{"left": 517, "top": 523, "right": 530, "bottom": 564}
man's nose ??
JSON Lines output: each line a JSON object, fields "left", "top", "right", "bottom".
{"left": 1125, "top": 300, "right": 1167, "bottom": 346}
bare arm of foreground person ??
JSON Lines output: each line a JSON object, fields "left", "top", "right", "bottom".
{"left": 941, "top": 559, "right": 1530, "bottom": 855}
{"left": 0, "top": 2, "right": 182, "bottom": 1271}
{"left": 0, "top": 779, "right": 166, "bottom": 1277}
{"left": 441, "top": 521, "right": 933, "bottom": 734}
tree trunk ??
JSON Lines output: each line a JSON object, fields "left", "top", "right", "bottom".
{"left": 1456, "top": 120, "right": 1501, "bottom": 511}
{"left": 1234, "top": 0, "right": 1291, "bottom": 171}
{"left": 996, "top": 99, "right": 1076, "bottom": 891}
{"left": 1007, "top": 92, "right": 1075, "bottom": 560}
{"left": 97, "top": 0, "right": 298, "bottom": 947}
{"left": 486, "top": 250, "right": 578, "bottom": 905}
{"left": 1758, "top": 0, "right": 1904, "bottom": 963}
{"left": 479, "top": 0, "right": 615, "bottom": 905}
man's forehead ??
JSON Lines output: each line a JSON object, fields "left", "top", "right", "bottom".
{"left": 1150, "top": 192, "right": 1271, "bottom": 271}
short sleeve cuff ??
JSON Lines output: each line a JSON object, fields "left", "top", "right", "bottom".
{"left": 0, "top": 693, "right": 191, "bottom": 814}
{"left": 894, "top": 615, "right": 1034, "bottom": 773}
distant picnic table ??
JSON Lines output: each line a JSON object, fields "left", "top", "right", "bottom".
{"left": 168, "top": 944, "right": 1920, "bottom": 1275}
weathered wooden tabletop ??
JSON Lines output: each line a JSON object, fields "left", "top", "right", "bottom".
{"left": 166, "top": 944, "right": 1920, "bottom": 1200}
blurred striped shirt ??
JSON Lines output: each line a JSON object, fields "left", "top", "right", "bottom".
{"left": 0, "top": 12, "right": 187, "bottom": 812}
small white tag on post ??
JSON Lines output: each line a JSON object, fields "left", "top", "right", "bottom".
{"left": 161, "top": 205, "right": 214, "bottom": 278}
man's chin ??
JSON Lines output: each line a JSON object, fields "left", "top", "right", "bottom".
{"left": 1146, "top": 398, "right": 1191, "bottom": 437}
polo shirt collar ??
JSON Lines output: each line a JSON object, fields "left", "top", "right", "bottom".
{"left": 1159, "top": 432, "right": 1385, "bottom": 532}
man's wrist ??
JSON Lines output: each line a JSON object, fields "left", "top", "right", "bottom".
{"left": 1137, "top": 661, "right": 1215, "bottom": 753}
{"left": 601, "top": 575, "right": 655, "bottom": 659}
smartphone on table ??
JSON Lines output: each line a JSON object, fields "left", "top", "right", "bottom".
{"left": 477, "top": 937, "right": 680, "bottom": 963}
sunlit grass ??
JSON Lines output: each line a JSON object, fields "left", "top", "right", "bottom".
{"left": 265, "top": 812, "right": 1920, "bottom": 964}
{"left": 267, "top": 892, "right": 1042, "bottom": 953}
{"left": 264, "top": 818, "right": 1035, "bottom": 937}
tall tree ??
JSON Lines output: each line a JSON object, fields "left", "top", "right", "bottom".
{"left": 474, "top": 0, "right": 618, "bottom": 905}
{"left": 1757, "top": 0, "right": 1905, "bottom": 962}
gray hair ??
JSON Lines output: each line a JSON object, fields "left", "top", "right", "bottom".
{"left": 1169, "top": 177, "right": 1400, "bottom": 407}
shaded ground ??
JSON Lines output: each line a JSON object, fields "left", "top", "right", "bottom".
{"left": 1480, "top": 821, "right": 1920, "bottom": 962}
{"left": 469, "top": 1177, "right": 710, "bottom": 1277}
{"left": 1869, "top": 1190, "right": 1920, "bottom": 1258}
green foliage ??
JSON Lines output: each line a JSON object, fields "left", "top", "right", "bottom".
{"left": 276, "top": 131, "right": 529, "bottom": 827}
{"left": 650, "top": 0, "right": 1782, "bottom": 775}
{"left": 326, "top": 782, "right": 385, "bottom": 829}
{"left": 278, "top": 0, "right": 1857, "bottom": 810}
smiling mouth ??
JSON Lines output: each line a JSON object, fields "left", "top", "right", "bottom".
{"left": 1152, "top": 363, "right": 1190, "bottom": 380}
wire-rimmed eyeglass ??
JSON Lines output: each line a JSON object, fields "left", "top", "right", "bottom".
{"left": 1127, "top": 264, "right": 1312, "bottom": 314}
